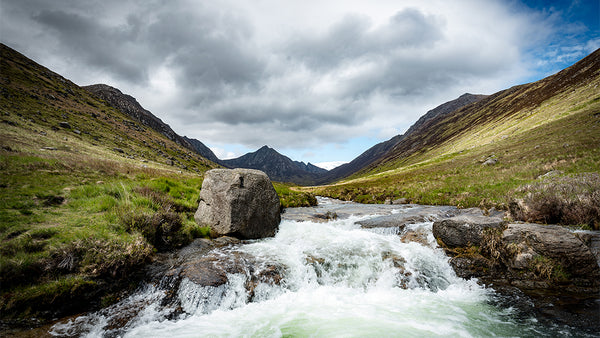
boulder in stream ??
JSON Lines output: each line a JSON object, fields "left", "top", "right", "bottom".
{"left": 195, "top": 168, "right": 281, "bottom": 239}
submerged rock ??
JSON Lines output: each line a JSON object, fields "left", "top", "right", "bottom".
{"left": 195, "top": 169, "right": 281, "bottom": 239}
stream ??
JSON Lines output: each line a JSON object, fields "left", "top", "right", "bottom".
{"left": 49, "top": 198, "right": 598, "bottom": 337}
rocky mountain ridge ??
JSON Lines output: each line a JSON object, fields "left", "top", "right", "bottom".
{"left": 222, "top": 146, "right": 325, "bottom": 185}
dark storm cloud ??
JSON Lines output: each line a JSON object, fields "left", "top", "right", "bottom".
{"left": 285, "top": 8, "right": 443, "bottom": 70}
{"left": 32, "top": 9, "right": 148, "bottom": 83}
{"left": 146, "top": 6, "right": 265, "bottom": 89}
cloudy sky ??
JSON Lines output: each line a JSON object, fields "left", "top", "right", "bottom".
{"left": 1, "top": 0, "right": 598, "bottom": 169}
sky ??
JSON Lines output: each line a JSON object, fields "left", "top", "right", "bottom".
{"left": 1, "top": 0, "right": 598, "bottom": 170}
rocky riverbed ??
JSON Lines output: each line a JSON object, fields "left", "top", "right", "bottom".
{"left": 45, "top": 198, "right": 600, "bottom": 337}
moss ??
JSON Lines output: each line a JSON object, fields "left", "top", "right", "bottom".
{"left": 529, "top": 255, "right": 570, "bottom": 282}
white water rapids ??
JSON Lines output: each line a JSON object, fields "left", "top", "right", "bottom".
{"left": 50, "top": 201, "right": 591, "bottom": 337}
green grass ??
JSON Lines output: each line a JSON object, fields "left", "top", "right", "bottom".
{"left": 273, "top": 182, "right": 318, "bottom": 208}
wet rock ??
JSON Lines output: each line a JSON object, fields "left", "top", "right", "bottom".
{"left": 432, "top": 214, "right": 507, "bottom": 247}
{"left": 357, "top": 214, "right": 411, "bottom": 229}
{"left": 400, "top": 229, "right": 429, "bottom": 246}
{"left": 213, "top": 236, "right": 241, "bottom": 247}
{"left": 195, "top": 169, "right": 281, "bottom": 239}
{"left": 180, "top": 256, "right": 231, "bottom": 287}
{"left": 392, "top": 198, "right": 409, "bottom": 204}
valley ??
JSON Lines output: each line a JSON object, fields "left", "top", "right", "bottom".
{"left": 1, "top": 42, "right": 599, "bottom": 335}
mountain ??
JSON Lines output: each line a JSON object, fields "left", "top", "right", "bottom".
{"left": 367, "top": 49, "right": 600, "bottom": 172}
{"left": 312, "top": 49, "right": 600, "bottom": 207}
{"left": 222, "top": 145, "right": 324, "bottom": 184}
{"left": 318, "top": 93, "right": 487, "bottom": 184}
{"left": 0, "top": 43, "right": 217, "bottom": 173}
{"left": 294, "top": 161, "right": 328, "bottom": 175}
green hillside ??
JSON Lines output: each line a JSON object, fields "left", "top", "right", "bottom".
{"left": 311, "top": 50, "right": 600, "bottom": 228}
{"left": 0, "top": 44, "right": 313, "bottom": 323}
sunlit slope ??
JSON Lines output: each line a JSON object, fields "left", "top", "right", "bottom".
{"left": 313, "top": 49, "right": 600, "bottom": 207}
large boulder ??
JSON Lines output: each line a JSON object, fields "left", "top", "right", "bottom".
{"left": 195, "top": 169, "right": 281, "bottom": 239}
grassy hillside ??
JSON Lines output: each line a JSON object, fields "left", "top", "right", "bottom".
{"left": 0, "top": 44, "right": 314, "bottom": 324}
{"left": 310, "top": 50, "right": 600, "bottom": 228}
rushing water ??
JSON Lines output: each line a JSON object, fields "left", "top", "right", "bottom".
{"left": 50, "top": 200, "right": 596, "bottom": 337}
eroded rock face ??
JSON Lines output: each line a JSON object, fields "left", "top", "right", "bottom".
{"left": 195, "top": 169, "right": 281, "bottom": 239}
{"left": 502, "top": 223, "right": 600, "bottom": 285}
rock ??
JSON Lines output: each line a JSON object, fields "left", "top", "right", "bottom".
{"left": 113, "top": 148, "right": 125, "bottom": 153}
{"left": 41, "top": 147, "right": 57, "bottom": 151}
{"left": 400, "top": 229, "right": 430, "bottom": 246}
{"left": 59, "top": 121, "right": 71, "bottom": 129}
{"left": 357, "top": 214, "right": 411, "bottom": 229}
{"left": 73, "top": 129, "right": 81, "bottom": 135}
{"left": 502, "top": 223, "right": 600, "bottom": 281}
{"left": 575, "top": 231, "right": 600, "bottom": 268}
{"left": 537, "top": 170, "right": 563, "bottom": 180}
{"left": 482, "top": 157, "right": 498, "bottom": 166}
{"left": 392, "top": 198, "right": 409, "bottom": 204}
{"left": 432, "top": 214, "right": 507, "bottom": 247}
{"left": 195, "top": 169, "right": 281, "bottom": 239}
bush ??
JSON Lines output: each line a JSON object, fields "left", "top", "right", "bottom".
{"left": 510, "top": 173, "right": 600, "bottom": 229}
{"left": 119, "top": 209, "right": 189, "bottom": 251}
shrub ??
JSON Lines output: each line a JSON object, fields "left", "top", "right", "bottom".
{"left": 510, "top": 173, "right": 600, "bottom": 229}
{"left": 119, "top": 209, "right": 189, "bottom": 251}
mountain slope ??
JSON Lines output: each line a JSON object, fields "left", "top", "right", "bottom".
{"left": 182, "top": 136, "right": 222, "bottom": 165}
{"left": 368, "top": 49, "right": 600, "bottom": 173}
{"left": 222, "top": 145, "right": 324, "bottom": 184}
{"left": 318, "top": 93, "right": 487, "bottom": 184}
{"left": 83, "top": 83, "right": 219, "bottom": 167}
{"left": 0, "top": 44, "right": 216, "bottom": 173}
{"left": 312, "top": 49, "right": 600, "bottom": 208}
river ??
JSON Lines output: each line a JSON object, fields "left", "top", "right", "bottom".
{"left": 49, "top": 198, "right": 598, "bottom": 337}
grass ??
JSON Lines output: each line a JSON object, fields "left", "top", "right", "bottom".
{"left": 273, "top": 182, "right": 318, "bottom": 208}
{"left": 509, "top": 173, "right": 600, "bottom": 229}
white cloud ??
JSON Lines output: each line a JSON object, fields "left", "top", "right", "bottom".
{"left": 315, "top": 161, "right": 348, "bottom": 171}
